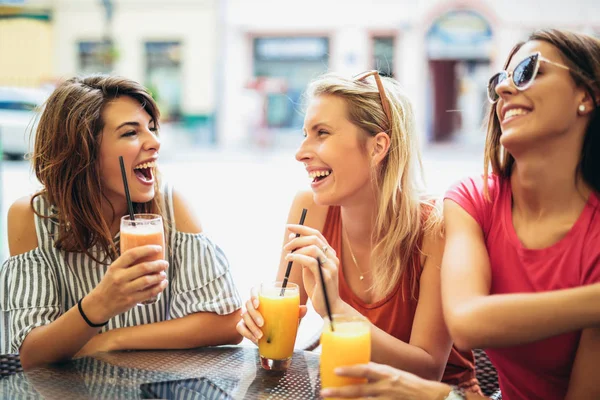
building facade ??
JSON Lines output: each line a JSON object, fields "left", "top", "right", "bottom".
{"left": 2, "top": 0, "right": 220, "bottom": 140}
{"left": 219, "top": 0, "right": 600, "bottom": 148}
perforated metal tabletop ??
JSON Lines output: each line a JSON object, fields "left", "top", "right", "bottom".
{"left": 0, "top": 346, "right": 322, "bottom": 399}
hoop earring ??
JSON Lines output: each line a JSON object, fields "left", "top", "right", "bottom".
{"left": 579, "top": 104, "right": 585, "bottom": 113}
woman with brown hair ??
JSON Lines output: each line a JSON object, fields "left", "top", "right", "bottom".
{"left": 237, "top": 71, "right": 478, "bottom": 390}
{"left": 0, "top": 75, "right": 242, "bottom": 369}
{"left": 320, "top": 28, "right": 600, "bottom": 400}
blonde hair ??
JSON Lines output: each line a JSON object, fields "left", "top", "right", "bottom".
{"left": 484, "top": 29, "right": 600, "bottom": 195}
{"left": 306, "top": 73, "right": 442, "bottom": 298}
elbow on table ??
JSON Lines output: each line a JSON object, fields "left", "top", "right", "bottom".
{"left": 216, "top": 310, "right": 244, "bottom": 346}
{"left": 227, "top": 331, "right": 244, "bottom": 345}
{"left": 18, "top": 352, "right": 36, "bottom": 371}
{"left": 18, "top": 349, "right": 69, "bottom": 371}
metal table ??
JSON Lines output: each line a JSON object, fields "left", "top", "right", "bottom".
{"left": 0, "top": 346, "right": 322, "bottom": 399}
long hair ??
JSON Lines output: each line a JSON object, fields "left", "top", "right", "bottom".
{"left": 483, "top": 29, "right": 600, "bottom": 195}
{"left": 31, "top": 75, "right": 163, "bottom": 263}
{"left": 305, "top": 73, "right": 442, "bottom": 298}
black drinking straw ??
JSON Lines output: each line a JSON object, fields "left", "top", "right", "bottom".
{"left": 317, "top": 257, "right": 334, "bottom": 332}
{"left": 280, "top": 208, "right": 308, "bottom": 296}
{"left": 119, "top": 156, "right": 136, "bottom": 224}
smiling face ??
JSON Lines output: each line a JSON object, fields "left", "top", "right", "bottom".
{"left": 98, "top": 95, "right": 160, "bottom": 212}
{"left": 296, "top": 94, "right": 376, "bottom": 206}
{"left": 494, "top": 40, "right": 585, "bottom": 151}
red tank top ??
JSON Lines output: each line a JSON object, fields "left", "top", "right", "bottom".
{"left": 322, "top": 205, "right": 476, "bottom": 387}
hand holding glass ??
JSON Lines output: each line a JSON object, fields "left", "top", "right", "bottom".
{"left": 257, "top": 281, "right": 300, "bottom": 371}
{"left": 320, "top": 314, "right": 371, "bottom": 398}
{"left": 120, "top": 214, "right": 165, "bottom": 305}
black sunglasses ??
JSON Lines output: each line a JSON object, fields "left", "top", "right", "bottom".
{"left": 487, "top": 52, "right": 570, "bottom": 103}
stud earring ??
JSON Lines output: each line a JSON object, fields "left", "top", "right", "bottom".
{"left": 579, "top": 104, "right": 586, "bottom": 113}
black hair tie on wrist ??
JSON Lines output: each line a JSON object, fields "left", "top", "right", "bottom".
{"left": 77, "top": 298, "right": 109, "bottom": 328}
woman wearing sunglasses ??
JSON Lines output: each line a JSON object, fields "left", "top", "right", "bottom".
{"left": 320, "top": 28, "right": 600, "bottom": 400}
{"left": 237, "top": 72, "right": 478, "bottom": 390}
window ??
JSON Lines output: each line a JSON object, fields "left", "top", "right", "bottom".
{"left": 372, "top": 36, "right": 395, "bottom": 77}
{"left": 78, "top": 40, "right": 114, "bottom": 74}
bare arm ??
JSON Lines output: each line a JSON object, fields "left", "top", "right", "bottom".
{"left": 369, "top": 230, "right": 453, "bottom": 380}
{"left": 442, "top": 199, "right": 600, "bottom": 350}
{"left": 8, "top": 197, "right": 107, "bottom": 369}
{"left": 77, "top": 309, "right": 242, "bottom": 357}
{"left": 286, "top": 223, "right": 452, "bottom": 381}
{"left": 565, "top": 327, "right": 600, "bottom": 399}
{"left": 77, "top": 189, "right": 243, "bottom": 355}
{"left": 321, "top": 362, "right": 488, "bottom": 399}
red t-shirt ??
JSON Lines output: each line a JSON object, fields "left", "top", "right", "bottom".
{"left": 445, "top": 175, "right": 600, "bottom": 400}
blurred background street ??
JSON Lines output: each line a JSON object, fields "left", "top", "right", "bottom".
{"left": 0, "top": 0, "right": 598, "bottom": 346}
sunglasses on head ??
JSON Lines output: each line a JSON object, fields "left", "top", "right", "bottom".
{"left": 487, "top": 51, "right": 571, "bottom": 103}
{"left": 353, "top": 70, "right": 392, "bottom": 125}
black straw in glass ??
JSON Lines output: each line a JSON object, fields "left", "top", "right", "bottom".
{"left": 317, "top": 257, "right": 334, "bottom": 332}
{"left": 119, "top": 156, "right": 136, "bottom": 224}
{"left": 280, "top": 208, "right": 307, "bottom": 296}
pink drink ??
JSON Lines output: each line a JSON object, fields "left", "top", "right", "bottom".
{"left": 120, "top": 214, "right": 165, "bottom": 305}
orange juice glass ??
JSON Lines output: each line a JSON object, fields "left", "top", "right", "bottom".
{"left": 120, "top": 214, "right": 165, "bottom": 305}
{"left": 257, "top": 282, "right": 300, "bottom": 371}
{"left": 320, "top": 314, "right": 371, "bottom": 396}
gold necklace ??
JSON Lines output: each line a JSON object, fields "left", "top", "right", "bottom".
{"left": 342, "top": 224, "right": 367, "bottom": 281}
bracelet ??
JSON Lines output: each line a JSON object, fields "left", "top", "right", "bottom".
{"left": 77, "top": 298, "right": 109, "bottom": 328}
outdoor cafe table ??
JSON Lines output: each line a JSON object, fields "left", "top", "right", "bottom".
{"left": 0, "top": 346, "right": 323, "bottom": 399}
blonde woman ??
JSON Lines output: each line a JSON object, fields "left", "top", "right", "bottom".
{"left": 321, "top": 29, "right": 600, "bottom": 400}
{"left": 237, "top": 72, "right": 477, "bottom": 390}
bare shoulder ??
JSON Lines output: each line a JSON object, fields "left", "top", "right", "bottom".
{"left": 171, "top": 188, "right": 203, "bottom": 234}
{"left": 288, "top": 190, "right": 329, "bottom": 232}
{"left": 8, "top": 195, "right": 39, "bottom": 256}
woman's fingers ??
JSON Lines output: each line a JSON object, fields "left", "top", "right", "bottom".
{"left": 321, "top": 382, "right": 380, "bottom": 399}
{"left": 128, "top": 270, "right": 167, "bottom": 292}
{"left": 243, "top": 299, "right": 264, "bottom": 338}
{"left": 334, "top": 363, "right": 391, "bottom": 381}
{"left": 287, "top": 224, "right": 328, "bottom": 243}
{"left": 236, "top": 318, "right": 259, "bottom": 344}
{"left": 132, "top": 279, "right": 168, "bottom": 304}
{"left": 284, "top": 235, "right": 335, "bottom": 255}
{"left": 286, "top": 245, "right": 338, "bottom": 274}
{"left": 123, "top": 260, "right": 169, "bottom": 283}
{"left": 112, "top": 245, "right": 163, "bottom": 269}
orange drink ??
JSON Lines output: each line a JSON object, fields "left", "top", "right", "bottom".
{"left": 320, "top": 315, "right": 371, "bottom": 396}
{"left": 120, "top": 214, "right": 165, "bottom": 305}
{"left": 257, "top": 282, "right": 300, "bottom": 371}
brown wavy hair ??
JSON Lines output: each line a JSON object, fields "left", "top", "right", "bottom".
{"left": 483, "top": 29, "right": 600, "bottom": 195}
{"left": 30, "top": 75, "right": 163, "bottom": 263}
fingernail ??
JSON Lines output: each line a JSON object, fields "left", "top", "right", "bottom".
{"left": 160, "top": 271, "right": 167, "bottom": 278}
{"left": 162, "top": 279, "right": 169, "bottom": 287}
{"left": 256, "top": 331, "right": 262, "bottom": 339}
{"left": 288, "top": 233, "right": 295, "bottom": 240}
{"left": 256, "top": 317, "right": 264, "bottom": 327}
{"left": 253, "top": 299, "right": 259, "bottom": 308}
{"left": 321, "top": 390, "right": 331, "bottom": 397}
{"left": 285, "top": 254, "right": 292, "bottom": 260}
